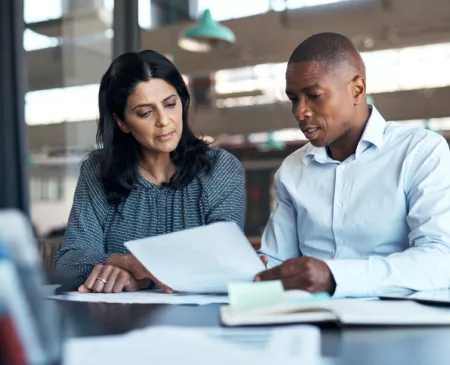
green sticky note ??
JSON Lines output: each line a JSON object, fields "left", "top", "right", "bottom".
{"left": 228, "top": 280, "right": 285, "bottom": 311}
{"left": 289, "top": 292, "right": 330, "bottom": 304}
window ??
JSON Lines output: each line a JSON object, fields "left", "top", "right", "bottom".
{"left": 214, "top": 42, "right": 450, "bottom": 108}
{"left": 24, "top": 0, "right": 62, "bottom": 23}
{"left": 25, "top": 0, "right": 114, "bottom": 235}
{"left": 30, "top": 177, "right": 64, "bottom": 202}
{"left": 24, "top": 29, "right": 60, "bottom": 51}
{"left": 194, "top": 0, "right": 349, "bottom": 21}
{"left": 26, "top": 84, "right": 100, "bottom": 125}
{"left": 24, "top": 0, "right": 62, "bottom": 51}
{"left": 104, "top": 0, "right": 152, "bottom": 29}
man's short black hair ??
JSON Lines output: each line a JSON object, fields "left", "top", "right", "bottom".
{"left": 289, "top": 32, "right": 365, "bottom": 76}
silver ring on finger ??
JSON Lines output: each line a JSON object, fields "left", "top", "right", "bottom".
{"left": 96, "top": 277, "right": 107, "bottom": 284}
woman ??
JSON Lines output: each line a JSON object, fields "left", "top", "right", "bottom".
{"left": 54, "top": 50, "right": 245, "bottom": 293}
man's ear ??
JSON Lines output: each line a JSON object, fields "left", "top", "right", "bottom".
{"left": 114, "top": 113, "right": 130, "bottom": 133}
{"left": 351, "top": 75, "right": 366, "bottom": 105}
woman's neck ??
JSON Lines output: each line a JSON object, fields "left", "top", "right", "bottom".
{"left": 138, "top": 150, "right": 173, "bottom": 186}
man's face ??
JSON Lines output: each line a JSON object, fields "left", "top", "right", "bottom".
{"left": 285, "top": 61, "right": 357, "bottom": 148}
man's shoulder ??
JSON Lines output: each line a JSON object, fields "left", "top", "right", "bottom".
{"left": 385, "top": 122, "right": 446, "bottom": 151}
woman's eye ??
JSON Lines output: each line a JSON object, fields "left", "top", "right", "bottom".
{"left": 138, "top": 111, "right": 151, "bottom": 118}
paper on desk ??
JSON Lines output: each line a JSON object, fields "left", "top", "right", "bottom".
{"left": 49, "top": 290, "right": 229, "bottom": 305}
{"left": 64, "top": 325, "right": 323, "bottom": 365}
{"left": 125, "top": 222, "right": 266, "bottom": 293}
{"left": 329, "top": 299, "right": 450, "bottom": 325}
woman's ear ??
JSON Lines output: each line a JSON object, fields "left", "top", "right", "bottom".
{"left": 114, "top": 113, "right": 130, "bottom": 133}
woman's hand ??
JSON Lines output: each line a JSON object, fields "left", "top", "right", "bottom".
{"left": 106, "top": 254, "right": 152, "bottom": 280}
{"left": 78, "top": 264, "right": 150, "bottom": 293}
{"left": 90, "top": 254, "right": 174, "bottom": 294}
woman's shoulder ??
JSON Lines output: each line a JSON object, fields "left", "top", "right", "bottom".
{"left": 79, "top": 152, "right": 102, "bottom": 180}
{"left": 77, "top": 152, "right": 107, "bottom": 199}
{"left": 197, "top": 148, "right": 244, "bottom": 192}
{"left": 206, "top": 148, "right": 244, "bottom": 178}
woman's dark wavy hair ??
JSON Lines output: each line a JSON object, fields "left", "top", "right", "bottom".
{"left": 93, "top": 50, "right": 211, "bottom": 205}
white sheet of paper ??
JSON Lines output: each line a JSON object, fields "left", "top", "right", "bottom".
{"left": 63, "top": 325, "right": 322, "bottom": 365}
{"left": 330, "top": 299, "right": 450, "bottom": 325}
{"left": 124, "top": 222, "right": 266, "bottom": 293}
{"left": 49, "top": 290, "right": 229, "bottom": 305}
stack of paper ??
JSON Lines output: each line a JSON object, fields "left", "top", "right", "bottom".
{"left": 50, "top": 290, "right": 229, "bottom": 305}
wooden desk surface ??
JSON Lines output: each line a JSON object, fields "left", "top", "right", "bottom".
{"left": 58, "top": 300, "right": 450, "bottom": 365}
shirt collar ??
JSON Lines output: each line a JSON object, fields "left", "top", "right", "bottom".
{"left": 303, "top": 105, "right": 386, "bottom": 165}
{"left": 359, "top": 105, "right": 385, "bottom": 150}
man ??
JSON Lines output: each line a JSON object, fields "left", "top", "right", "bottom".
{"left": 256, "top": 32, "right": 450, "bottom": 298}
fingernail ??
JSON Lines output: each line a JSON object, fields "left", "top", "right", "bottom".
{"left": 254, "top": 276, "right": 261, "bottom": 282}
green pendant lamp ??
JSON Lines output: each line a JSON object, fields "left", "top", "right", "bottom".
{"left": 265, "top": 131, "right": 285, "bottom": 150}
{"left": 424, "top": 118, "right": 441, "bottom": 134}
{"left": 178, "top": 9, "right": 236, "bottom": 53}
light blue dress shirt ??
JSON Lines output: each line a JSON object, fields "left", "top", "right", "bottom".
{"left": 260, "top": 106, "right": 450, "bottom": 298}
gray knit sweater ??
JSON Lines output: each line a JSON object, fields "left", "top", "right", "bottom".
{"left": 54, "top": 149, "right": 245, "bottom": 286}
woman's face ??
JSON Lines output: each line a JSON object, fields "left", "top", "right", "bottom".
{"left": 116, "top": 78, "right": 183, "bottom": 155}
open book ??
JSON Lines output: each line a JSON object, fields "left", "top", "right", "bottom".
{"left": 220, "top": 297, "right": 450, "bottom": 327}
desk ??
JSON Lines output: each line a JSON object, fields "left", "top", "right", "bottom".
{"left": 59, "top": 301, "right": 450, "bottom": 365}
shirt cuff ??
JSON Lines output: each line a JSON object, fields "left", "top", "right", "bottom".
{"left": 325, "top": 259, "right": 371, "bottom": 298}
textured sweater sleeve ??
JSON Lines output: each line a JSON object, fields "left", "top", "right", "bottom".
{"left": 54, "top": 156, "right": 113, "bottom": 287}
{"left": 203, "top": 149, "right": 245, "bottom": 231}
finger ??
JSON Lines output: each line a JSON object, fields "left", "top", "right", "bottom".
{"left": 258, "top": 259, "right": 303, "bottom": 281}
{"left": 156, "top": 282, "right": 173, "bottom": 294}
{"left": 260, "top": 255, "right": 269, "bottom": 268}
{"left": 127, "top": 278, "right": 151, "bottom": 292}
{"left": 78, "top": 284, "right": 90, "bottom": 293}
{"left": 103, "top": 268, "right": 121, "bottom": 293}
{"left": 112, "top": 270, "right": 130, "bottom": 293}
{"left": 84, "top": 265, "right": 105, "bottom": 290}
{"left": 92, "top": 265, "right": 114, "bottom": 293}
{"left": 151, "top": 276, "right": 173, "bottom": 294}
{"left": 257, "top": 264, "right": 285, "bottom": 281}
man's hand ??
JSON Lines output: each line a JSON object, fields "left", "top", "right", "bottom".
{"left": 254, "top": 257, "right": 336, "bottom": 294}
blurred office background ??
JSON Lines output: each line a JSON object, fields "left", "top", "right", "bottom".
{"left": 11, "top": 0, "right": 450, "bottom": 265}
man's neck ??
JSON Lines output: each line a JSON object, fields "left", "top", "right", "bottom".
{"left": 328, "top": 106, "right": 371, "bottom": 162}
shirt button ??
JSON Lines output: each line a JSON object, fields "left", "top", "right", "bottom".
{"left": 335, "top": 202, "right": 343, "bottom": 209}
{"left": 338, "top": 165, "right": 345, "bottom": 171}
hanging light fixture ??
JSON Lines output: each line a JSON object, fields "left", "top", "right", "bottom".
{"left": 178, "top": 9, "right": 236, "bottom": 53}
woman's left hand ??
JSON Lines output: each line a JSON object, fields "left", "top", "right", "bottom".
{"left": 78, "top": 264, "right": 151, "bottom": 293}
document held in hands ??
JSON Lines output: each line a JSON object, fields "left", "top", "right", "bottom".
{"left": 124, "top": 222, "right": 266, "bottom": 293}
